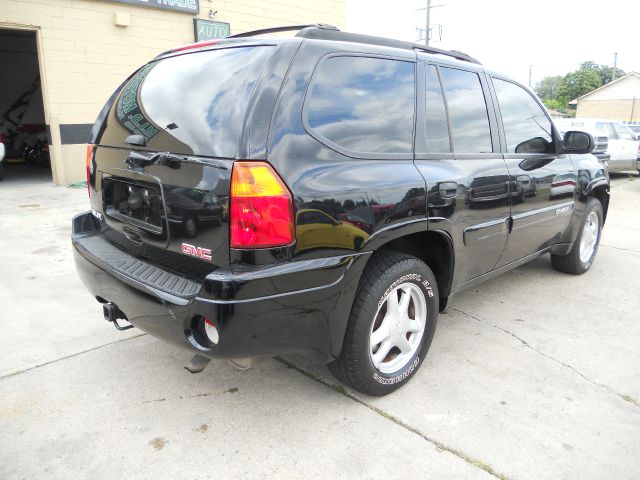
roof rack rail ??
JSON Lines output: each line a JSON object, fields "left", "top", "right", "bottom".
{"left": 228, "top": 23, "right": 339, "bottom": 38}
{"left": 412, "top": 46, "right": 480, "bottom": 64}
{"left": 227, "top": 24, "right": 480, "bottom": 65}
{"left": 296, "top": 27, "right": 481, "bottom": 65}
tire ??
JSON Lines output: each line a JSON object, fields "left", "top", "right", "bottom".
{"left": 551, "top": 197, "right": 603, "bottom": 275}
{"left": 183, "top": 215, "right": 198, "bottom": 238}
{"left": 328, "top": 251, "right": 439, "bottom": 396}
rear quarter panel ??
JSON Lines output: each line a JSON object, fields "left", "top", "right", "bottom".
{"left": 267, "top": 40, "right": 427, "bottom": 262}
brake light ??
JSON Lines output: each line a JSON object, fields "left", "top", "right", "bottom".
{"left": 86, "top": 144, "right": 94, "bottom": 198}
{"left": 230, "top": 161, "right": 294, "bottom": 249}
{"left": 171, "top": 39, "right": 220, "bottom": 53}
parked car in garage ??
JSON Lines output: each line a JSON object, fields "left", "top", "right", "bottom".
{"left": 72, "top": 25, "right": 609, "bottom": 396}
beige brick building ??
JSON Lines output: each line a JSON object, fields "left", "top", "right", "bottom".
{"left": 0, "top": 0, "right": 346, "bottom": 185}
{"left": 571, "top": 72, "right": 640, "bottom": 124}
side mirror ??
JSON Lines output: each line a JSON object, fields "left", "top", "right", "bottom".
{"left": 515, "top": 136, "right": 550, "bottom": 154}
{"left": 562, "top": 130, "right": 594, "bottom": 154}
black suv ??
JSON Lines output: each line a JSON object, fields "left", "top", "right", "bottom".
{"left": 72, "top": 25, "right": 609, "bottom": 396}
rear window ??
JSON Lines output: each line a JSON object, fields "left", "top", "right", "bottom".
{"left": 305, "top": 56, "right": 415, "bottom": 155}
{"left": 103, "top": 46, "right": 275, "bottom": 157}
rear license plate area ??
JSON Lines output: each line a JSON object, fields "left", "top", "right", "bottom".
{"left": 104, "top": 178, "right": 164, "bottom": 234}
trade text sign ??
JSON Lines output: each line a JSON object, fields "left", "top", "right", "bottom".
{"left": 104, "top": 0, "right": 199, "bottom": 14}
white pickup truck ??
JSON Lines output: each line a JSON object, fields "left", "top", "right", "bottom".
{"left": 556, "top": 118, "right": 639, "bottom": 173}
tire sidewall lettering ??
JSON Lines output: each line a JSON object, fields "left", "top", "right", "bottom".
{"left": 377, "top": 274, "right": 434, "bottom": 308}
{"left": 373, "top": 357, "right": 420, "bottom": 385}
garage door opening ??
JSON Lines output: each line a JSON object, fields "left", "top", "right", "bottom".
{"left": 0, "top": 29, "right": 50, "bottom": 183}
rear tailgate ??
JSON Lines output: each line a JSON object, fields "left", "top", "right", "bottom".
{"left": 88, "top": 45, "right": 278, "bottom": 277}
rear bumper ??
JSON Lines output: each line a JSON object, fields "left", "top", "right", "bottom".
{"left": 72, "top": 211, "right": 365, "bottom": 363}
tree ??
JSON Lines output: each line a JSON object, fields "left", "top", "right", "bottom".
{"left": 559, "top": 68, "right": 601, "bottom": 100}
{"left": 534, "top": 62, "right": 626, "bottom": 113}
{"left": 535, "top": 76, "right": 564, "bottom": 101}
{"left": 597, "top": 66, "right": 625, "bottom": 84}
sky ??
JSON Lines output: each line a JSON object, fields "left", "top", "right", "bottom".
{"left": 347, "top": 0, "right": 640, "bottom": 87}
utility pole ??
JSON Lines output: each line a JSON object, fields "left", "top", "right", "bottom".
{"left": 425, "top": 0, "right": 431, "bottom": 46}
{"left": 528, "top": 65, "right": 532, "bottom": 88}
{"left": 416, "top": 1, "right": 444, "bottom": 47}
{"left": 612, "top": 52, "right": 618, "bottom": 80}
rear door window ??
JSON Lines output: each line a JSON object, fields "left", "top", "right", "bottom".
{"left": 425, "top": 65, "right": 451, "bottom": 152}
{"left": 305, "top": 56, "right": 415, "bottom": 155}
{"left": 439, "top": 67, "right": 492, "bottom": 154}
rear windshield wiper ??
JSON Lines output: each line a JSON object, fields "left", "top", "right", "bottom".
{"left": 125, "top": 151, "right": 185, "bottom": 169}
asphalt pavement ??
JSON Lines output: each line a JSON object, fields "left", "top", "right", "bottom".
{"left": 1, "top": 167, "right": 639, "bottom": 479}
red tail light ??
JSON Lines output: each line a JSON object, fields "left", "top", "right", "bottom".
{"left": 86, "top": 144, "right": 94, "bottom": 198}
{"left": 230, "top": 161, "right": 294, "bottom": 249}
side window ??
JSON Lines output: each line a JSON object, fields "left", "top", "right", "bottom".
{"left": 596, "top": 122, "right": 618, "bottom": 140}
{"left": 306, "top": 56, "right": 415, "bottom": 154}
{"left": 439, "top": 67, "right": 492, "bottom": 153}
{"left": 613, "top": 123, "right": 636, "bottom": 141}
{"left": 493, "top": 78, "right": 553, "bottom": 154}
{"left": 425, "top": 65, "right": 451, "bottom": 152}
